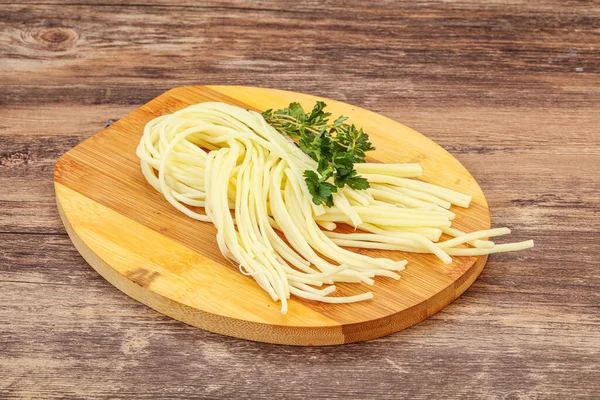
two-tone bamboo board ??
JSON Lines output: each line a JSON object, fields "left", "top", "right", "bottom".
{"left": 54, "top": 86, "right": 490, "bottom": 345}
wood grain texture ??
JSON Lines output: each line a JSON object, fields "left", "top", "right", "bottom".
{"left": 53, "top": 86, "right": 491, "bottom": 345}
{"left": 1, "top": 0, "right": 599, "bottom": 397}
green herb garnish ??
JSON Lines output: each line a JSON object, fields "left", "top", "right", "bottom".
{"left": 262, "top": 101, "right": 374, "bottom": 207}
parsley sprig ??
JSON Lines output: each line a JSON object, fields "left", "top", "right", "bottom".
{"left": 262, "top": 101, "right": 375, "bottom": 207}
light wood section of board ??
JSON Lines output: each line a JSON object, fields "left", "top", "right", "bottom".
{"left": 54, "top": 86, "right": 491, "bottom": 345}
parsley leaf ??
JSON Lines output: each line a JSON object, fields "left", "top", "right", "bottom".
{"left": 304, "top": 170, "right": 337, "bottom": 207}
{"left": 263, "top": 101, "right": 375, "bottom": 207}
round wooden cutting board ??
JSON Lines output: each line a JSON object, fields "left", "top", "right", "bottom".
{"left": 54, "top": 86, "right": 490, "bottom": 345}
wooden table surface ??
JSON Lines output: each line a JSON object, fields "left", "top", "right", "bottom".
{"left": 1, "top": 1, "right": 599, "bottom": 398}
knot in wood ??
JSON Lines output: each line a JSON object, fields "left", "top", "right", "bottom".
{"left": 25, "top": 27, "right": 79, "bottom": 52}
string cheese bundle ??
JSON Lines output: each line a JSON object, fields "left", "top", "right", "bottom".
{"left": 136, "top": 102, "right": 533, "bottom": 313}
